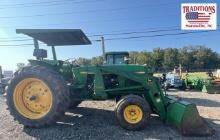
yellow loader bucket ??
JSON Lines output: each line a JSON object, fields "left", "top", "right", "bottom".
{"left": 165, "top": 96, "right": 214, "bottom": 136}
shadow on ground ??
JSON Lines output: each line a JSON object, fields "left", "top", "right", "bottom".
{"left": 23, "top": 107, "right": 219, "bottom": 140}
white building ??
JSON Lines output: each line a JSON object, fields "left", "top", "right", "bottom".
{"left": 217, "top": 69, "right": 220, "bottom": 78}
{"left": 3, "top": 71, "right": 13, "bottom": 78}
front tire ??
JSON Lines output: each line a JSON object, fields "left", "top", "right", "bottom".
{"left": 115, "top": 95, "right": 151, "bottom": 130}
{"left": 6, "top": 65, "right": 70, "bottom": 127}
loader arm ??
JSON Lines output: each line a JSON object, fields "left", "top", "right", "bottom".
{"left": 72, "top": 64, "right": 167, "bottom": 119}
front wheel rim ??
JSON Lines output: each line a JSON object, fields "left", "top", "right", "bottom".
{"left": 123, "top": 105, "right": 143, "bottom": 124}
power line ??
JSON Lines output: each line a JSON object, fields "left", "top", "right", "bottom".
{"left": 89, "top": 24, "right": 220, "bottom": 37}
{"left": 93, "top": 30, "right": 219, "bottom": 41}
{"left": 87, "top": 28, "right": 180, "bottom": 37}
{"left": 0, "top": 25, "right": 179, "bottom": 39}
{"left": 0, "top": 26, "right": 181, "bottom": 42}
{"left": 0, "top": 26, "right": 180, "bottom": 41}
{"left": 0, "top": 39, "right": 32, "bottom": 42}
{"left": 0, "top": 2, "right": 175, "bottom": 19}
{"left": 0, "top": 37, "right": 28, "bottom": 39}
{"left": 0, "top": 0, "right": 104, "bottom": 9}
{"left": 86, "top": 25, "right": 181, "bottom": 36}
{"left": 0, "top": 42, "right": 46, "bottom": 48}
{"left": 0, "top": 43, "right": 33, "bottom": 47}
{"left": 0, "top": 13, "right": 178, "bottom": 29}
{"left": 0, "top": 25, "right": 219, "bottom": 42}
{"left": 0, "top": 30, "right": 218, "bottom": 47}
{"left": 0, "top": 0, "right": 75, "bottom": 7}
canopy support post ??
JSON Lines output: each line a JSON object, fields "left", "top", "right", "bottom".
{"left": 33, "top": 39, "right": 40, "bottom": 60}
{"left": 34, "top": 39, "right": 39, "bottom": 49}
{"left": 52, "top": 46, "right": 57, "bottom": 61}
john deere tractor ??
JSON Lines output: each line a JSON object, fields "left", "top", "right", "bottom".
{"left": 6, "top": 29, "right": 214, "bottom": 136}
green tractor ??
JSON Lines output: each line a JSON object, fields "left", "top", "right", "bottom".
{"left": 6, "top": 29, "right": 214, "bottom": 136}
{"left": 104, "top": 51, "right": 129, "bottom": 65}
{"left": 184, "top": 73, "right": 220, "bottom": 94}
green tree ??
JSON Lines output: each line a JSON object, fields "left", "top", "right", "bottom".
{"left": 151, "top": 48, "right": 164, "bottom": 71}
{"left": 136, "top": 52, "right": 147, "bottom": 65}
{"left": 73, "top": 46, "right": 220, "bottom": 71}
{"left": 191, "top": 46, "right": 217, "bottom": 70}
{"left": 178, "top": 47, "right": 193, "bottom": 71}
{"left": 163, "top": 48, "right": 179, "bottom": 70}
{"left": 135, "top": 51, "right": 153, "bottom": 66}
{"left": 76, "top": 57, "right": 91, "bottom": 65}
{"left": 178, "top": 46, "right": 219, "bottom": 71}
{"left": 129, "top": 51, "right": 139, "bottom": 64}
{"left": 91, "top": 56, "right": 103, "bottom": 65}
{"left": 143, "top": 51, "right": 153, "bottom": 67}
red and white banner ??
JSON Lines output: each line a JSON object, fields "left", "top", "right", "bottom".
{"left": 181, "top": 3, "right": 217, "bottom": 30}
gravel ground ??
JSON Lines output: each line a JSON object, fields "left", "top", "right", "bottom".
{"left": 0, "top": 91, "right": 219, "bottom": 140}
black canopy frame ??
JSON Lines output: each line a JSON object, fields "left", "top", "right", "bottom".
{"left": 16, "top": 29, "right": 91, "bottom": 60}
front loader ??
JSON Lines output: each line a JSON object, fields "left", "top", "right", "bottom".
{"left": 6, "top": 29, "right": 214, "bottom": 136}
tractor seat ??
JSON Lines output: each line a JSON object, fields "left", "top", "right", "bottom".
{"left": 33, "top": 49, "right": 47, "bottom": 59}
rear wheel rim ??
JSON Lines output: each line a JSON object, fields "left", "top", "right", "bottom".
{"left": 13, "top": 78, "right": 53, "bottom": 119}
{"left": 123, "top": 105, "right": 143, "bottom": 124}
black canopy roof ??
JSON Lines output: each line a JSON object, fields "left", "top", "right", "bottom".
{"left": 16, "top": 29, "right": 91, "bottom": 46}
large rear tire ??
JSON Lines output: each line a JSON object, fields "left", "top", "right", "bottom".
{"left": 6, "top": 65, "right": 70, "bottom": 127}
{"left": 115, "top": 95, "right": 151, "bottom": 130}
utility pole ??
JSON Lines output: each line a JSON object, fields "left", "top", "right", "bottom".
{"left": 33, "top": 39, "right": 40, "bottom": 60}
{"left": 179, "top": 64, "right": 182, "bottom": 77}
{"left": 34, "top": 39, "right": 39, "bottom": 49}
{"left": 101, "top": 36, "right": 106, "bottom": 60}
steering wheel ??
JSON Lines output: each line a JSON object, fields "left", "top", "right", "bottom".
{"left": 64, "top": 58, "right": 79, "bottom": 66}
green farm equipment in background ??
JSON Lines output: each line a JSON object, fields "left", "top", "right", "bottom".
{"left": 184, "top": 73, "right": 220, "bottom": 94}
{"left": 5, "top": 29, "right": 214, "bottom": 136}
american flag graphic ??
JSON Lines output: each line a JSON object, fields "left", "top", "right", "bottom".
{"left": 185, "top": 12, "right": 211, "bottom": 23}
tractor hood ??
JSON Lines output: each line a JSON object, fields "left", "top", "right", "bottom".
{"left": 101, "top": 64, "right": 154, "bottom": 74}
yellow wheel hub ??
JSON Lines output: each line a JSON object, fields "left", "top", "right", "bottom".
{"left": 13, "top": 78, "right": 52, "bottom": 119}
{"left": 123, "top": 105, "right": 143, "bottom": 124}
